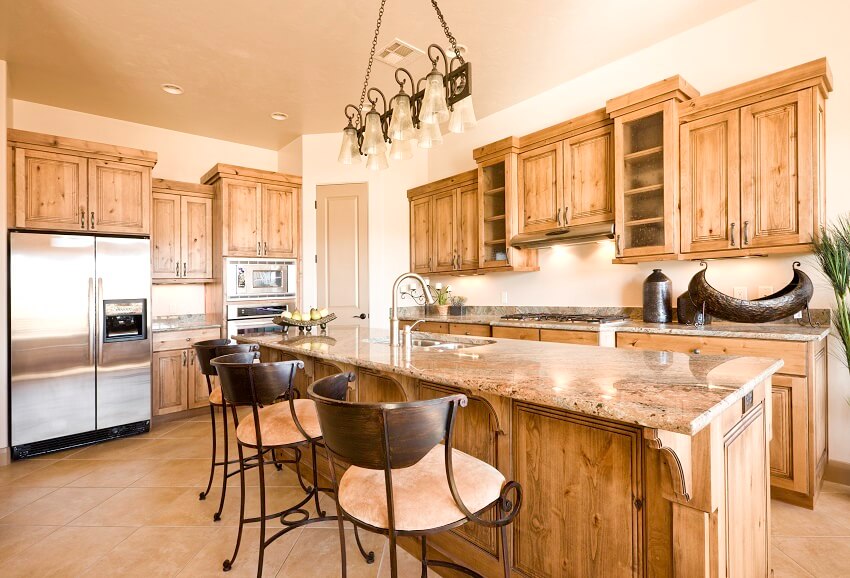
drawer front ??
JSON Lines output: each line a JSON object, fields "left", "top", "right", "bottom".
{"left": 493, "top": 326, "right": 540, "bottom": 341}
{"left": 540, "top": 329, "right": 598, "bottom": 346}
{"left": 449, "top": 323, "right": 492, "bottom": 337}
{"left": 153, "top": 327, "right": 222, "bottom": 352}
{"left": 615, "top": 332, "right": 806, "bottom": 376}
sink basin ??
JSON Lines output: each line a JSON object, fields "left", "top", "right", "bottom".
{"left": 365, "top": 336, "right": 495, "bottom": 350}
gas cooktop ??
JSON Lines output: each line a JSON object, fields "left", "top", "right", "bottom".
{"left": 500, "top": 313, "right": 629, "bottom": 325}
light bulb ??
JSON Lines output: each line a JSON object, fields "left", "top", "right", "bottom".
{"left": 419, "top": 69, "right": 449, "bottom": 125}
{"left": 362, "top": 110, "right": 387, "bottom": 155}
{"left": 389, "top": 137, "right": 413, "bottom": 160}
{"left": 388, "top": 93, "right": 415, "bottom": 141}
{"left": 337, "top": 126, "right": 362, "bottom": 165}
{"left": 448, "top": 95, "right": 477, "bottom": 134}
{"left": 366, "top": 150, "right": 389, "bottom": 171}
{"left": 416, "top": 121, "right": 443, "bottom": 149}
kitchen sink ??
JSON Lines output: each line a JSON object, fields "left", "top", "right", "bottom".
{"left": 366, "top": 336, "right": 495, "bottom": 350}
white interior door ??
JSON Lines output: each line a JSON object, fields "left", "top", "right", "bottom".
{"left": 317, "top": 183, "right": 369, "bottom": 326}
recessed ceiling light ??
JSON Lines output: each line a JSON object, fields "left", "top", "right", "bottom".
{"left": 161, "top": 83, "right": 184, "bottom": 95}
{"left": 270, "top": 112, "right": 289, "bottom": 121}
{"left": 447, "top": 44, "right": 467, "bottom": 59}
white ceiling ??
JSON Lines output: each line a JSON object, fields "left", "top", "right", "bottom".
{"left": 0, "top": 0, "right": 753, "bottom": 150}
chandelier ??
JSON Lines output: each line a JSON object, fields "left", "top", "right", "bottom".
{"left": 338, "top": 0, "right": 476, "bottom": 170}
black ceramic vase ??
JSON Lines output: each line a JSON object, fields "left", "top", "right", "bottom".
{"left": 643, "top": 269, "right": 672, "bottom": 323}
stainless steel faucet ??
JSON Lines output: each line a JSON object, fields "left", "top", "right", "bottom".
{"left": 390, "top": 272, "right": 435, "bottom": 347}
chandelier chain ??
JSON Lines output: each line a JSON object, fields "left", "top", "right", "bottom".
{"left": 357, "top": 0, "right": 388, "bottom": 125}
{"left": 430, "top": 0, "right": 464, "bottom": 64}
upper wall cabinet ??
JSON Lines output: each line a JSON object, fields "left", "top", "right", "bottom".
{"left": 679, "top": 58, "right": 832, "bottom": 259}
{"left": 202, "top": 164, "right": 301, "bottom": 259}
{"left": 607, "top": 77, "right": 699, "bottom": 262}
{"left": 8, "top": 130, "right": 156, "bottom": 235}
{"left": 152, "top": 179, "right": 214, "bottom": 282}
{"left": 518, "top": 143, "right": 562, "bottom": 233}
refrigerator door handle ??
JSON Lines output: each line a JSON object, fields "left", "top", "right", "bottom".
{"left": 88, "top": 277, "right": 96, "bottom": 364}
{"left": 96, "top": 277, "right": 104, "bottom": 361}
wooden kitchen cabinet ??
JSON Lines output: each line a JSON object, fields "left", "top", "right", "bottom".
{"left": 152, "top": 327, "right": 222, "bottom": 417}
{"left": 616, "top": 331, "right": 828, "bottom": 508}
{"left": 8, "top": 130, "right": 156, "bottom": 235}
{"left": 678, "top": 58, "right": 831, "bottom": 258}
{"left": 492, "top": 326, "right": 540, "bottom": 341}
{"left": 152, "top": 179, "right": 214, "bottom": 282}
{"left": 202, "top": 164, "right": 301, "bottom": 259}
{"left": 449, "top": 323, "right": 491, "bottom": 337}
{"left": 539, "top": 329, "right": 598, "bottom": 345}
{"left": 432, "top": 188, "right": 458, "bottom": 272}
{"left": 399, "top": 320, "right": 449, "bottom": 334}
{"left": 517, "top": 142, "right": 562, "bottom": 233}
{"left": 410, "top": 196, "right": 432, "bottom": 274}
{"left": 563, "top": 125, "right": 615, "bottom": 226}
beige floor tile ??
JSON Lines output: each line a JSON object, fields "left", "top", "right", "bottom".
{"left": 821, "top": 481, "right": 850, "bottom": 494}
{"left": 0, "top": 486, "right": 56, "bottom": 518}
{"left": 130, "top": 437, "right": 211, "bottom": 460}
{"left": 178, "top": 526, "right": 303, "bottom": 577}
{"left": 377, "top": 540, "right": 442, "bottom": 578}
{"left": 65, "top": 459, "right": 160, "bottom": 488}
{"left": 82, "top": 526, "right": 217, "bottom": 577}
{"left": 0, "top": 486, "right": 122, "bottom": 526}
{"left": 771, "top": 499, "right": 850, "bottom": 537}
{"left": 164, "top": 419, "right": 217, "bottom": 439}
{"left": 132, "top": 458, "right": 212, "bottom": 487}
{"left": 775, "top": 537, "right": 850, "bottom": 577}
{"left": 0, "top": 524, "right": 59, "bottom": 561}
{"left": 70, "top": 486, "right": 202, "bottom": 527}
{"left": 771, "top": 545, "right": 814, "bottom": 577}
{"left": 8, "top": 458, "right": 100, "bottom": 487}
{"left": 277, "top": 527, "right": 385, "bottom": 577}
{"left": 0, "top": 459, "right": 57, "bottom": 486}
{"left": 139, "top": 419, "right": 195, "bottom": 439}
{"left": 68, "top": 437, "right": 157, "bottom": 460}
{"left": 0, "top": 525, "right": 136, "bottom": 577}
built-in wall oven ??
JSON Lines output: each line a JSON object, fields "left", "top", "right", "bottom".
{"left": 226, "top": 302, "right": 293, "bottom": 339}
{"left": 226, "top": 258, "right": 297, "bottom": 300}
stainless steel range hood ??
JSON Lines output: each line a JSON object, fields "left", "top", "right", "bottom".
{"left": 509, "top": 222, "right": 615, "bottom": 249}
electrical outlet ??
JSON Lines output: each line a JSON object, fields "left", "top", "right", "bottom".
{"left": 733, "top": 286, "right": 748, "bottom": 300}
{"left": 758, "top": 285, "right": 774, "bottom": 298}
{"left": 501, "top": 291, "right": 509, "bottom": 305}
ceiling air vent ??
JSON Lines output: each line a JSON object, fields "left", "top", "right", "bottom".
{"left": 375, "top": 38, "right": 425, "bottom": 69}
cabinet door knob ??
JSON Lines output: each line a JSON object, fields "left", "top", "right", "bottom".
{"left": 692, "top": 348, "right": 701, "bottom": 355}
{"left": 730, "top": 223, "right": 736, "bottom": 247}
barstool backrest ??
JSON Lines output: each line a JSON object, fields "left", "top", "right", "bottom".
{"left": 212, "top": 354, "right": 303, "bottom": 406}
{"left": 308, "top": 385, "right": 467, "bottom": 470}
{"left": 194, "top": 341, "right": 258, "bottom": 376}
{"left": 309, "top": 372, "right": 355, "bottom": 402}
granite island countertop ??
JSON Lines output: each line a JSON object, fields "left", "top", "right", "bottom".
{"left": 398, "top": 312, "right": 829, "bottom": 342}
{"left": 236, "top": 327, "right": 783, "bottom": 436}
{"left": 152, "top": 314, "right": 221, "bottom": 333}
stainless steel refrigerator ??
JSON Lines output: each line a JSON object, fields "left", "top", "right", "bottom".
{"left": 9, "top": 232, "right": 152, "bottom": 458}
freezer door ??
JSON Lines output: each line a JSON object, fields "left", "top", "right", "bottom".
{"left": 95, "top": 237, "right": 152, "bottom": 428}
{"left": 10, "top": 233, "right": 97, "bottom": 446}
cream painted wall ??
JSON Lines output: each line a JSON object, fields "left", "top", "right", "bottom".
{"left": 9, "top": 99, "right": 282, "bottom": 322}
{"left": 279, "top": 134, "right": 428, "bottom": 326}
{"left": 422, "top": 0, "right": 850, "bottom": 461}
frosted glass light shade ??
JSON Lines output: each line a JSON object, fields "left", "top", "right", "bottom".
{"left": 362, "top": 111, "right": 387, "bottom": 155}
{"left": 366, "top": 150, "right": 389, "bottom": 171}
{"left": 389, "top": 137, "right": 413, "bottom": 160}
{"left": 337, "top": 126, "right": 362, "bottom": 164}
{"left": 419, "top": 70, "right": 449, "bottom": 125}
{"left": 388, "top": 93, "right": 415, "bottom": 141}
{"left": 416, "top": 121, "right": 442, "bottom": 149}
{"left": 448, "top": 95, "right": 477, "bottom": 134}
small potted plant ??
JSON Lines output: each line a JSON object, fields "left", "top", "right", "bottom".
{"left": 429, "top": 283, "right": 452, "bottom": 316}
{"left": 449, "top": 295, "right": 468, "bottom": 316}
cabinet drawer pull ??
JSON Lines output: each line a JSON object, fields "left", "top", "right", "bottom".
{"left": 90, "top": 212, "right": 95, "bottom": 229}
{"left": 743, "top": 221, "right": 750, "bottom": 245}
{"left": 80, "top": 209, "right": 85, "bottom": 229}
{"left": 730, "top": 223, "right": 736, "bottom": 247}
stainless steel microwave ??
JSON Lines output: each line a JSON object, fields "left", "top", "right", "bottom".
{"left": 225, "top": 258, "right": 297, "bottom": 300}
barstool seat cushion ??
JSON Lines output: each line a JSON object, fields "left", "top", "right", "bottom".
{"left": 338, "top": 445, "right": 505, "bottom": 532}
{"left": 236, "top": 400, "right": 321, "bottom": 447}
{"left": 208, "top": 386, "right": 224, "bottom": 406}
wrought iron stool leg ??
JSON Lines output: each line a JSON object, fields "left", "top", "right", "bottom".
{"left": 199, "top": 401, "right": 217, "bottom": 501}
{"left": 353, "top": 525, "right": 374, "bottom": 563}
{"left": 310, "top": 442, "right": 324, "bottom": 517}
{"left": 500, "top": 524, "right": 510, "bottom": 578}
{"left": 420, "top": 535, "right": 428, "bottom": 578}
{"left": 213, "top": 404, "right": 229, "bottom": 521}
{"left": 256, "top": 442, "right": 268, "bottom": 578}
{"left": 223, "top": 440, "right": 246, "bottom": 572}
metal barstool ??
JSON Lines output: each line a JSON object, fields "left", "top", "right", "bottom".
{"left": 211, "top": 358, "right": 371, "bottom": 576}
{"left": 308, "top": 386, "right": 523, "bottom": 578}
{"left": 192, "top": 340, "right": 260, "bottom": 521}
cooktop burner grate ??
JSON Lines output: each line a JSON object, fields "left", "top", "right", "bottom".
{"left": 500, "top": 313, "right": 629, "bottom": 324}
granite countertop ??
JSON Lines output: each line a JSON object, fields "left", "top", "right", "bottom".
{"left": 152, "top": 314, "right": 221, "bottom": 333}
{"left": 236, "top": 327, "right": 783, "bottom": 436}
{"left": 398, "top": 313, "right": 829, "bottom": 342}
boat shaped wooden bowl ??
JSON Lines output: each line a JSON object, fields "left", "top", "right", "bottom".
{"left": 273, "top": 313, "right": 337, "bottom": 333}
{"left": 688, "top": 261, "right": 812, "bottom": 323}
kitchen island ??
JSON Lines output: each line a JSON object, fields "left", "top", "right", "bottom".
{"left": 238, "top": 327, "right": 783, "bottom": 577}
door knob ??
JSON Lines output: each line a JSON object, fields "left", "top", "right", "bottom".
{"left": 353, "top": 313, "right": 367, "bottom": 319}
